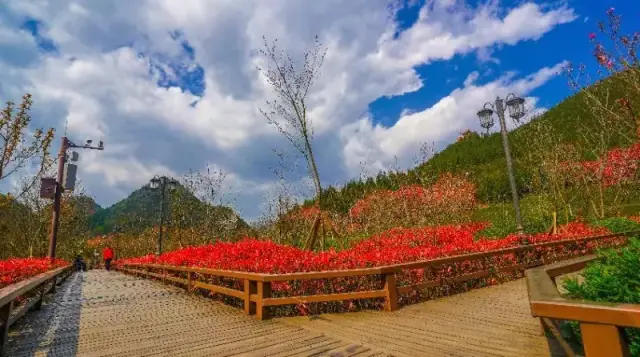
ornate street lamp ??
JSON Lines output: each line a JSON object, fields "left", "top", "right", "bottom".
{"left": 477, "top": 93, "right": 527, "bottom": 242}
{"left": 149, "top": 175, "right": 178, "bottom": 256}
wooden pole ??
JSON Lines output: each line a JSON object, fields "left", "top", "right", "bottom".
{"left": 384, "top": 273, "right": 399, "bottom": 311}
{"left": 48, "top": 136, "right": 68, "bottom": 261}
{"left": 244, "top": 280, "right": 257, "bottom": 315}
{"left": 256, "top": 281, "right": 271, "bottom": 320}
{"left": 0, "top": 301, "right": 13, "bottom": 355}
{"left": 581, "top": 323, "right": 630, "bottom": 357}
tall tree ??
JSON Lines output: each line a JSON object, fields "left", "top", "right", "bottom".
{"left": 258, "top": 35, "right": 327, "bottom": 250}
{"left": 0, "top": 94, "right": 55, "bottom": 206}
{"left": 0, "top": 175, "right": 93, "bottom": 259}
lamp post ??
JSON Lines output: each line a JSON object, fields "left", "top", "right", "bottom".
{"left": 48, "top": 137, "right": 104, "bottom": 260}
{"left": 477, "top": 94, "right": 527, "bottom": 241}
{"left": 149, "top": 175, "right": 178, "bottom": 256}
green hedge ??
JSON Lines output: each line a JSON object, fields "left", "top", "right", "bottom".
{"left": 562, "top": 238, "right": 640, "bottom": 356}
{"left": 592, "top": 217, "right": 640, "bottom": 233}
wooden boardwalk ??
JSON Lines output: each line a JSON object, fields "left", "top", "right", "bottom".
{"left": 282, "top": 280, "right": 564, "bottom": 357}
{"left": 5, "top": 270, "right": 560, "bottom": 357}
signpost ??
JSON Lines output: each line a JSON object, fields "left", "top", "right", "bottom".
{"left": 43, "top": 136, "right": 104, "bottom": 260}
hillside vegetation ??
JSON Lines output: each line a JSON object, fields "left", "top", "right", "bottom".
{"left": 309, "top": 73, "right": 640, "bottom": 215}
{"left": 89, "top": 182, "right": 249, "bottom": 236}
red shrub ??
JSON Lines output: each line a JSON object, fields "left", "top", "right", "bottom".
{"left": 117, "top": 222, "right": 609, "bottom": 278}
{"left": 0, "top": 258, "right": 68, "bottom": 289}
{"left": 350, "top": 174, "right": 477, "bottom": 232}
{"left": 562, "top": 142, "right": 640, "bottom": 187}
{"left": 115, "top": 221, "right": 623, "bottom": 316}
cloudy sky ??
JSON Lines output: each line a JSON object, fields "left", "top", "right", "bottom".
{"left": 0, "top": 0, "right": 635, "bottom": 220}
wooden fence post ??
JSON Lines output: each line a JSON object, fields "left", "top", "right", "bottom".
{"left": 580, "top": 323, "right": 630, "bottom": 357}
{"left": 244, "top": 280, "right": 257, "bottom": 315}
{"left": 256, "top": 281, "right": 271, "bottom": 320}
{"left": 34, "top": 281, "right": 47, "bottom": 311}
{"left": 187, "top": 272, "right": 194, "bottom": 293}
{"left": 383, "top": 273, "right": 398, "bottom": 312}
{"left": 0, "top": 300, "right": 13, "bottom": 355}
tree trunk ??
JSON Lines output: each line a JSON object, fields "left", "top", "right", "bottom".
{"left": 321, "top": 219, "right": 327, "bottom": 250}
{"left": 598, "top": 180, "right": 605, "bottom": 219}
{"left": 303, "top": 212, "right": 322, "bottom": 251}
{"left": 302, "top": 128, "right": 323, "bottom": 251}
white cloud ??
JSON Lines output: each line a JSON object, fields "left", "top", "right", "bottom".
{"left": 341, "top": 62, "right": 567, "bottom": 174}
{"left": 82, "top": 153, "right": 176, "bottom": 188}
{"left": 0, "top": 0, "right": 576, "bottom": 218}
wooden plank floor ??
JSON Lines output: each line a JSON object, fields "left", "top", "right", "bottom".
{"left": 280, "top": 279, "right": 565, "bottom": 357}
{"left": 5, "top": 271, "right": 388, "bottom": 357}
{"left": 5, "top": 271, "right": 562, "bottom": 357}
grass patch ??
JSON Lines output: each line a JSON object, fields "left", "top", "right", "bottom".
{"left": 474, "top": 195, "right": 556, "bottom": 239}
{"left": 591, "top": 216, "right": 640, "bottom": 233}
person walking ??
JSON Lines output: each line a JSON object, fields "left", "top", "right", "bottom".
{"left": 102, "top": 246, "right": 114, "bottom": 271}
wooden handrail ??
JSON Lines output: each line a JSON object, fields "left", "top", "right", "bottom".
{"left": 1, "top": 265, "right": 72, "bottom": 354}
{"left": 526, "top": 254, "right": 640, "bottom": 357}
{"left": 115, "top": 230, "right": 638, "bottom": 321}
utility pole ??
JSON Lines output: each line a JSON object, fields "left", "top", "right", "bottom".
{"left": 47, "top": 137, "right": 68, "bottom": 260}
{"left": 48, "top": 136, "right": 104, "bottom": 261}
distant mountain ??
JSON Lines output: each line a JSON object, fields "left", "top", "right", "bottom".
{"left": 88, "top": 182, "right": 248, "bottom": 235}
{"left": 72, "top": 195, "right": 102, "bottom": 215}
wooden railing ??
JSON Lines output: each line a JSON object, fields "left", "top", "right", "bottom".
{"left": 0, "top": 265, "right": 72, "bottom": 355}
{"left": 526, "top": 255, "right": 640, "bottom": 357}
{"left": 115, "top": 230, "right": 639, "bottom": 321}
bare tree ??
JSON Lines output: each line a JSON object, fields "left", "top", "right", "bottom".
{"left": 561, "top": 10, "right": 640, "bottom": 218}
{"left": 0, "top": 94, "right": 55, "bottom": 207}
{"left": 169, "top": 165, "right": 240, "bottom": 246}
{"left": 520, "top": 116, "right": 581, "bottom": 230}
{"left": 258, "top": 35, "right": 327, "bottom": 250}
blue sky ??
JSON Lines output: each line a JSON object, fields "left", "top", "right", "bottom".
{"left": 0, "top": 0, "right": 637, "bottom": 221}
{"left": 371, "top": 0, "right": 639, "bottom": 127}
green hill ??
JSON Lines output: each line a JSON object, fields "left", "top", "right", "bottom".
{"left": 311, "top": 73, "right": 639, "bottom": 214}
{"left": 89, "top": 182, "right": 248, "bottom": 235}
{"left": 73, "top": 195, "right": 102, "bottom": 215}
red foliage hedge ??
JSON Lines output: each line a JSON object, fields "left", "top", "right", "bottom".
{"left": 562, "top": 142, "right": 640, "bottom": 187}
{"left": 118, "top": 222, "right": 610, "bottom": 274}
{"left": 116, "top": 220, "right": 636, "bottom": 317}
{"left": 0, "top": 258, "right": 68, "bottom": 289}
{"left": 115, "top": 222, "right": 628, "bottom": 316}
{"left": 349, "top": 174, "right": 476, "bottom": 227}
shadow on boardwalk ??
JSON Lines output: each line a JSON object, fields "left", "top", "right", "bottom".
{"left": 6, "top": 271, "right": 84, "bottom": 357}
{"left": 281, "top": 279, "right": 566, "bottom": 357}
{"left": 6, "top": 270, "right": 564, "bottom": 357}
{"left": 6, "top": 270, "right": 383, "bottom": 357}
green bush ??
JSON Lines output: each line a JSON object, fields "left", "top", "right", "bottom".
{"left": 592, "top": 217, "right": 640, "bottom": 233}
{"left": 562, "top": 238, "right": 640, "bottom": 356}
